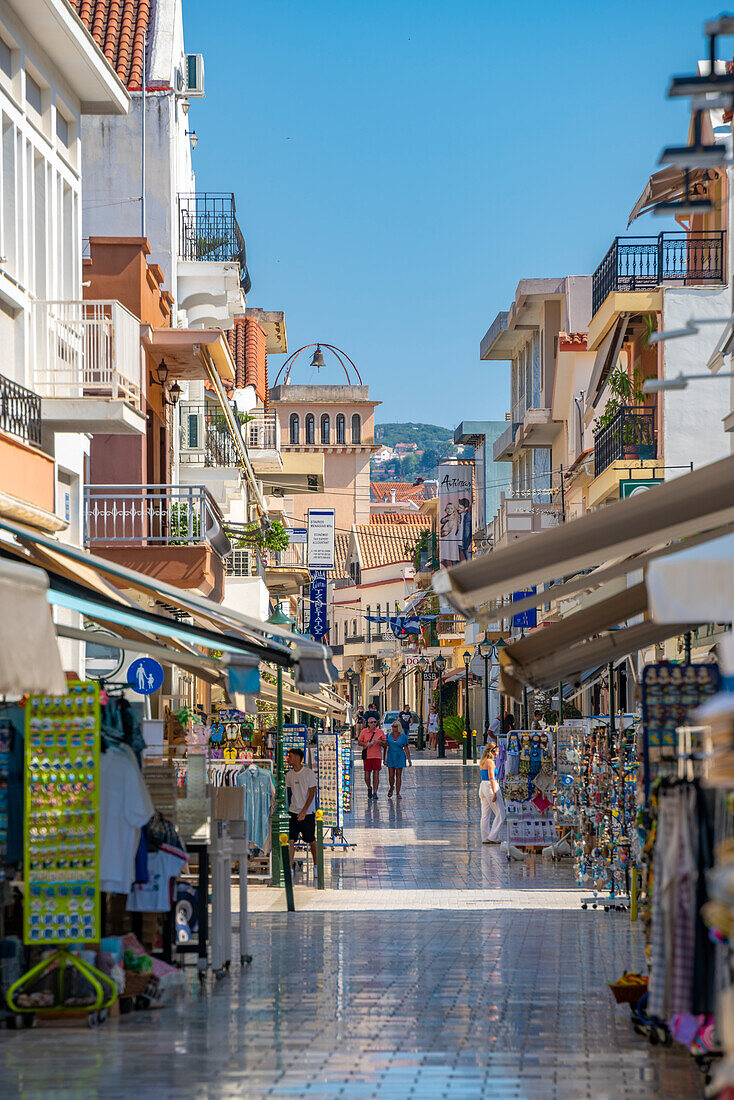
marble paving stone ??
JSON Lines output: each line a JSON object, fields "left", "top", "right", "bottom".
{"left": 0, "top": 753, "right": 705, "bottom": 1098}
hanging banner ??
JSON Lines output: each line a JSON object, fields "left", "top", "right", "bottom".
{"left": 307, "top": 509, "right": 335, "bottom": 569}
{"left": 309, "top": 569, "right": 328, "bottom": 640}
{"left": 438, "top": 463, "right": 472, "bottom": 567}
{"left": 512, "top": 589, "right": 537, "bottom": 631}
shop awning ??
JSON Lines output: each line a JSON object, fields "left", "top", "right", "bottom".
{"left": 258, "top": 680, "right": 345, "bottom": 718}
{"left": 0, "top": 557, "right": 66, "bottom": 695}
{"left": 628, "top": 166, "right": 716, "bottom": 226}
{"left": 500, "top": 619, "right": 692, "bottom": 699}
{"left": 436, "top": 455, "right": 734, "bottom": 614}
{"left": 500, "top": 583, "right": 649, "bottom": 674}
{"left": 647, "top": 531, "right": 734, "bottom": 624}
{"left": 585, "top": 314, "right": 628, "bottom": 412}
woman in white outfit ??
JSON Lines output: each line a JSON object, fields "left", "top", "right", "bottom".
{"left": 479, "top": 743, "right": 506, "bottom": 844}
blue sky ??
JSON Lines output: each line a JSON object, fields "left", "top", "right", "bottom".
{"left": 184, "top": 0, "right": 710, "bottom": 427}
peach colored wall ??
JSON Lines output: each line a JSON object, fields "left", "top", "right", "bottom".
{"left": 83, "top": 238, "right": 172, "bottom": 328}
{"left": 0, "top": 432, "right": 55, "bottom": 512}
{"left": 287, "top": 450, "right": 372, "bottom": 532}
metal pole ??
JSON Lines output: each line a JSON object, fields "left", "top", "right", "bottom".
{"left": 464, "top": 662, "right": 470, "bottom": 742}
{"left": 280, "top": 833, "right": 295, "bottom": 912}
{"left": 558, "top": 681, "right": 564, "bottom": 724}
{"left": 522, "top": 686, "right": 529, "bottom": 730}
{"left": 684, "top": 631, "right": 692, "bottom": 663}
{"left": 483, "top": 653, "right": 490, "bottom": 741}
{"left": 316, "top": 810, "right": 325, "bottom": 890}
{"left": 438, "top": 671, "right": 445, "bottom": 759}
{"left": 472, "top": 729, "right": 477, "bottom": 763}
{"left": 141, "top": 30, "right": 146, "bottom": 237}
{"left": 417, "top": 670, "right": 424, "bottom": 751}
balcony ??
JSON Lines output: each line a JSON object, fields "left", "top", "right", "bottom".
{"left": 84, "top": 484, "right": 230, "bottom": 601}
{"left": 32, "top": 300, "right": 145, "bottom": 435}
{"left": 594, "top": 406, "right": 656, "bottom": 478}
{"left": 591, "top": 231, "right": 725, "bottom": 317}
{"left": 262, "top": 542, "right": 309, "bottom": 596}
{"left": 0, "top": 373, "right": 58, "bottom": 529}
{"left": 177, "top": 193, "right": 250, "bottom": 329}
{"left": 0, "top": 373, "right": 41, "bottom": 448}
{"left": 180, "top": 404, "right": 240, "bottom": 468}
{"left": 491, "top": 495, "right": 562, "bottom": 551}
{"left": 245, "top": 410, "right": 282, "bottom": 473}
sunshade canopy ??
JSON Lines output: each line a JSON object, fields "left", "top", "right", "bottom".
{"left": 647, "top": 531, "right": 734, "bottom": 624}
{"left": 0, "top": 558, "right": 66, "bottom": 695}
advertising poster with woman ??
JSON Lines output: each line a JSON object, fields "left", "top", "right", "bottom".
{"left": 438, "top": 463, "right": 473, "bottom": 566}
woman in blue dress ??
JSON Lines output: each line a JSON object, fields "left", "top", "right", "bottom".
{"left": 384, "top": 720, "right": 412, "bottom": 797}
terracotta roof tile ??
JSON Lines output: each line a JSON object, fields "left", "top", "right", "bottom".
{"left": 69, "top": 0, "right": 154, "bottom": 89}
{"left": 369, "top": 513, "right": 427, "bottom": 526}
{"left": 370, "top": 481, "right": 427, "bottom": 503}
{"left": 216, "top": 317, "right": 268, "bottom": 405}
{"left": 325, "top": 533, "right": 351, "bottom": 582}
{"left": 355, "top": 524, "right": 419, "bottom": 570}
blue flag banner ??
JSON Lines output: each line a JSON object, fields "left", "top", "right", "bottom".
{"left": 512, "top": 589, "right": 537, "bottom": 631}
{"left": 309, "top": 569, "right": 328, "bottom": 640}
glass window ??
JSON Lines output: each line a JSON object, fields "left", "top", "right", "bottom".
{"left": 336, "top": 413, "right": 345, "bottom": 444}
{"left": 351, "top": 413, "right": 361, "bottom": 444}
{"left": 320, "top": 413, "right": 330, "bottom": 444}
{"left": 26, "top": 72, "right": 42, "bottom": 115}
{"left": 56, "top": 110, "right": 69, "bottom": 146}
{"left": 289, "top": 413, "right": 299, "bottom": 444}
{"left": 0, "top": 39, "right": 12, "bottom": 78}
{"left": 305, "top": 413, "right": 315, "bottom": 444}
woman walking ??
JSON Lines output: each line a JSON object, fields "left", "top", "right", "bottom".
{"left": 427, "top": 704, "right": 439, "bottom": 752}
{"left": 479, "top": 742, "right": 505, "bottom": 844}
{"left": 385, "top": 720, "right": 412, "bottom": 797}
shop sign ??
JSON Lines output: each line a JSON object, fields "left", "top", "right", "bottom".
{"left": 127, "top": 656, "right": 164, "bottom": 695}
{"left": 307, "top": 508, "right": 335, "bottom": 569}
{"left": 620, "top": 478, "right": 664, "bottom": 498}
{"left": 512, "top": 589, "right": 537, "bottom": 631}
{"left": 309, "top": 569, "right": 328, "bottom": 640}
{"left": 404, "top": 656, "right": 422, "bottom": 667}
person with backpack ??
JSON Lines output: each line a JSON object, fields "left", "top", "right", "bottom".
{"left": 358, "top": 713, "right": 387, "bottom": 800}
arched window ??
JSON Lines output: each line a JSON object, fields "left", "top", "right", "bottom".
{"left": 351, "top": 413, "right": 361, "bottom": 444}
{"left": 336, "top": 413, "right": 345, "bottom": 444}
{"left": 305, "top": 413, "right": 315, "bottom": 444}
{"left": 320, "top": 413, "right": 330, "bottom": 444}
{"left": 289, "top": 413, "right": 299, "bottom": 444}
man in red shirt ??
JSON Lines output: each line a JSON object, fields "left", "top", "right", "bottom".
{"left": 358, "top": 714, "right": 387, "bottom": 800}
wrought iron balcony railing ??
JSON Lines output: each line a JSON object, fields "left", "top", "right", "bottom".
{"left": 178, "top": 192, "right": 251, "bottom": 292}
{"left": 84, "top": 484, "right": 230, "bottom": 558}
{"left": 593, "top": 406, "right": 656, "bottom": 478}
{"left": 0, "top": 373, "right": 42, "bottom": 447}
{"left": 32, "top": 300, "right": 142, "bottom": 407}
{"left": 591, "top": 231, "right": 725, "bottom": 316}
{"left": 262, "top": 544, "right": 307, "bottom": 569}
{"left": 180, "top": 404, "right": 240, "bottom": 468}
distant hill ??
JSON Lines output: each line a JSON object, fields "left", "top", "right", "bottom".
{"left": 372, "top": 422, "right": 468, "bottom": 482}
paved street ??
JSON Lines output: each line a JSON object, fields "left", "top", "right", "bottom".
{"left": 0, "top": 756, "right": 702, "bottom": 1098}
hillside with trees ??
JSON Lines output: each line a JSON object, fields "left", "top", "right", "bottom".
{"left": 372, "top": 423, "right": 469, "bottom": 482}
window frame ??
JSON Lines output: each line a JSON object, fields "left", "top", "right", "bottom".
{"left": 289, "top": 413, "right": 299, "bottom": 444}
{"left": 305, "top": 413, "right": 315, "bottom": 445}
{"left": 351, "top": 413, "right": 361, "bottom": 444}
{"left": 320, "top": 413, "right": 330, "bottom": 444}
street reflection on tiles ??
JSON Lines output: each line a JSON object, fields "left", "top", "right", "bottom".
{"left": 0, "top": 757, "right": 701, "bottom": 1098}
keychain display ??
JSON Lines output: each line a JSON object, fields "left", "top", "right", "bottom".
{"left": 0, "top": 720, "right": 11, "bottom": 881}
{"left": 316, "top": 731, "right": 342, "bottom": 829}
{"left": 23, "top": 681, "right": 101, "bottom": 945}
{"left": 502, "top": 730, "right": 556, "bottom": 849}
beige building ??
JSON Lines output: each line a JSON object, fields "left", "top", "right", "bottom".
{"left": 270, "top": 381, "right": 380, "bottom": 533}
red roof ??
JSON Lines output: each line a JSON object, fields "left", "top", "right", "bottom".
{"left": 226, "top": 317, "right": 269, "bottom": 405}
{"left": 370, "top": 481, "right": 427, "bottom": 503}
{"left": 69, "top": 0, "right": 154, "bottom": 89}
{"left": 369, "top": 513, "right": 427, "bottom": 526}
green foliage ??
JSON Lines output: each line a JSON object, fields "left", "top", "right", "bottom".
{"left": 442, "top": 714, "right": 465, "bottom": 740}
{"left": 407, "top": 529, "right": 434, "bottom": 571}
{"left": 175, "top": 705, "right": 196, "bottom": 729}
{"left": 230, "top": 519, "right": 290, "bottom": 554}
{"left": 372, "top": 422, "right": 470, "bottom": 482}
{"left": 375, "top": 422, "right": 454, "bottom": 447}
{"left": 593, "top": 365, "right": 646, "bottom": 436}
{"left": 169, "top": 503, "right": 201, "bottom": 545}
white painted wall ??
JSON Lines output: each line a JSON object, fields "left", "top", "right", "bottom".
{"left": 224, "top": 576, "right": 269, "bottom": 621}
{"left": 662, "top": 286, "right": 731, "bottom": 474}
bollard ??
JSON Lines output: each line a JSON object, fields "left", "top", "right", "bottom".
{"left": 472, "top": 729, "right": 477, "bottom": 762}
{"left": 279, "top": 833, "right": 295, "bottom": 912}
{"left": 462, "top": 730, "right": 467, "bottom": 765}
{"left": 316, "top": 810, "right": 325, "bottom": 890}
{"left": 630, "top": 866, "right": 638, "bottom": 923}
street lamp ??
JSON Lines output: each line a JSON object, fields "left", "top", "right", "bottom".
{"left": 417, "top": 655, "right": 429, "bottom": 751}
{"left": 477, "top": 633, "right": 493, "bottom": 741}
{"left": 462, "top": 650, "right": 471, "bottom": 765}
{"left": 381, "top": 659, "right": 390, "bottom": 717}
{"left": 434, "top": 654, "right": 447, "bottom": 759}
{"left": 267, "top": 604, "right": 294, "bottom": 888}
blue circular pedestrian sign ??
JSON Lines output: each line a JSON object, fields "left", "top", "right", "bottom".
{"left": 127, "top": 657, "right": 164, "bottom": 695}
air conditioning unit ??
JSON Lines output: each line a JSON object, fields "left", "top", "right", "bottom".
{"left": 182, "top": 54, "right": 205, "bottom": 97}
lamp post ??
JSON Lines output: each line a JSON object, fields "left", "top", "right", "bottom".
{"left": 267, "top": 604, "right": 294, "bottom": 888}
{"left": 462, "top": 650, "right": 471, "bottom": 765}
{"left": 477, "top": 633, "right": 493, "bottom": 741}
{"left": 434, "top": 654, "right": 447, "bottom": 759}
{"left": 381, "top": 659, "right": 390, "bottom": 718}
{"left": 417, "top": 655, "right": 428, "bottom": 751}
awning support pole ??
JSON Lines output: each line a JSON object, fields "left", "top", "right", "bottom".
{"left": 271, "top": 666, "right": 287, "bottom": 888}
{"left": 558, "top": 681, "right": 564, "bottom": 724}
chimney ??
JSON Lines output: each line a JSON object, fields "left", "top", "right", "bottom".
{"left": 391, "top": 488, "right": 396, "bottom": 503}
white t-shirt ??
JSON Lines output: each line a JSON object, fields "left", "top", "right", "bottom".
{"left": 127, "top": 849, "right": 186, "bottom": 912}
{"left": 427, "top": 712, "right": 439, "bottom": 732}
{"left": 285, "top": 765, "right": 317, "bottom": 814}
{"left": 99, "top": 745, "right": 154, "bottom": 894}
{"left": 489, "top": 718, "right": 502, "bottom": 737}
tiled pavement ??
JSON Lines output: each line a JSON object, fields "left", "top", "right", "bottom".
{"left": 0, "top": 754, "right": 703, "bottom": 1098}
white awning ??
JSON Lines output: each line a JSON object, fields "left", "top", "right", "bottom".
{"left": 0, "top": 558, "right": 66, "bottom": 695}
{"left": 647, "top": 531, "right": 734, "bottom": 623}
